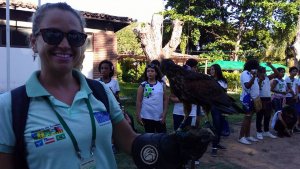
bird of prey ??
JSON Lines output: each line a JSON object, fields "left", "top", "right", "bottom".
{"left": 161, "top": 59, "right": 243, "bottom": 117}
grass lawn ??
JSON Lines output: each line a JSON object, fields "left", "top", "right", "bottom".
{"left": 116, "top": 82, "right": 245, "bottom": 169}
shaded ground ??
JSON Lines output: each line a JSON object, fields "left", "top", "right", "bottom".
{"left": 116, "top": 121, "right": 300, "bottom": 169}
{"left": 199, "top": 122, "right": 300, "bottom": 169}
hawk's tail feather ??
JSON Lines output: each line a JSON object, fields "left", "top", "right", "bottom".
{"left": 231, "top": 102, "right": 246, "bottom": 114}
{"left": 214, "top": 102, "right": 245, "bottom": 115}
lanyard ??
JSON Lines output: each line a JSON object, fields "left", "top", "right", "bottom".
{"left": 44, "top": 97, "right": 96, "bottom": 160}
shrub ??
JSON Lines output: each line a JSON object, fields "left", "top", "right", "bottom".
{"left": 118, "top": 58, "right": 146, "bottom": 83}
{"left": 117, "top": 62, "right": 123, "bottom": 82}
{"left": 223, "top": 71, "right": 241, "bottom": 92}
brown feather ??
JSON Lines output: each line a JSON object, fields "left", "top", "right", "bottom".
{"left": 161, "top": 59, "right": 242, "bottom": 115}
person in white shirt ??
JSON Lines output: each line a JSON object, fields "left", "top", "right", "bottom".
{"left": 296, "top": 70, "right": 300, "bottom": 132}
{"left": 284, "top": 66, "right": 298, "bottom": 106}
{"left": 0, "top": 3, "right": 215, "bottom": 169}
{"left": 136, "top": 64, "right": 169, "bottom": 133}
{"left": 98, "top": 60, "right": 123, "bottom": 153}
{"left": 256, "top": 64, "right": 279, "bottom": 140}
{"left": 239, "top": 59, "right": 260, "bottom": 145}
{"left": 273, "top": 106, "right": 297, "bottom": 137}
{"left": 209, "top": 64, "right": 228, "bottom": 156}
{"left": 285, "top": 66, "right": 300, "bottom": 133}
{"left": 271, "top": 67, "right": 288, "bottom": 112}
{"left": 170, "top": 94, "right": 199, "bottom": 130}
{"left": 98, "top": 60, "right": 120, "bottom": 103}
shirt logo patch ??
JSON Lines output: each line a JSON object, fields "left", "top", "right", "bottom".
{"left": 144, "top": 84, "right": 154, "bottom": 98}
{"left": 140, "top": 145, "right": 159, "bottom": 165}
{"left": 44, "top": 137, "right": 55, "bottom": 144}
{"left": 56, "top": 133, "right": 66, "bottom": 141}
{"left": 31, "top": 124, "right": 66, "bottom": 147}
{"left": 34, "top": 140, "right": 44, "bottom": 147}
{"left": 94, "top": 111, "right": 111, "bottom": 125}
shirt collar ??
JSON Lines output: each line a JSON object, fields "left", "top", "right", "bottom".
{"left": 25, "top": 69, "right": 92, "bottom": 98}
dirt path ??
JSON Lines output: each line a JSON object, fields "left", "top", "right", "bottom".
{"left": 116, "top": 121, "right": 299, "bottom": 169}
{"left": 199, "top": 122, "right": 300, "bottom": 169}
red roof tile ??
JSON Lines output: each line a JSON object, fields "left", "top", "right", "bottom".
{"left": 0, "top": 0, "right": 133, "bottom": 23}
{"left": 0, "top": 0, "right": 36, "bottom": 9}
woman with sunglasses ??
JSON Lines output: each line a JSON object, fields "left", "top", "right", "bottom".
{"left": 0, "top": 2, "right": 136, "bottom": 169}
{"left": 136, "top": 64, "right": 169, "bottom": 133}
{"left": 0, "top": 3, "right": 213, "bottom": 169}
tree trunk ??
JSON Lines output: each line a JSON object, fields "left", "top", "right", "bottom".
{"left": 233, "top": 18, "right": 245, "bottom": 61}
{"left": 292, "top": 13, "right": 300, "bottom": 63}
{"left": 162, "top": 19, "right": 184, "bottom": 59}
{"left": 134, "top": 14, "right": 183, "bottom": 61}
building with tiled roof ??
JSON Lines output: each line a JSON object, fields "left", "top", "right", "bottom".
{"left": 0, "top": 0, "right": 133, "bottom": 91}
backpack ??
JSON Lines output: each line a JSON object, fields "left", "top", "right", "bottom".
{"left": 242, "top": 93, "right": 253, "bottom": 112}
{"left": 11, "top": 78, "right": 109, "bottom": 169}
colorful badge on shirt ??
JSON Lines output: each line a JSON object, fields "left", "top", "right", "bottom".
{"left": 31, "top": 124, "right": 66, "bottom": 147}
{"left": 144, "top": 83, "right": 154, "bottom": 98}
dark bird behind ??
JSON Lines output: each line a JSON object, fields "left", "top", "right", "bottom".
{"left": 161, "top": 59, "right": 244, "bottom": 115}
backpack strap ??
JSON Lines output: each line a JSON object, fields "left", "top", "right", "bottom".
{"left": 85, "top": 78, "right": 110, "bottom": 114}
{"left": 11, "top": 85, "right": 30, "bottom": 169}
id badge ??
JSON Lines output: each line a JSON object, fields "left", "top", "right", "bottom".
{"left": 80, "top": 157, "right": 96, "bottom": 169}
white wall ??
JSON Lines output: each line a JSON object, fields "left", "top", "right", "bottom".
{"left": 0, "top": 47, "right": 94, "bottom": 93}
{"left": 0, "top": 47, "right": 40, "bottom": 93}
{"left": 81, "top": 52, "right": 94, "bottom": 79}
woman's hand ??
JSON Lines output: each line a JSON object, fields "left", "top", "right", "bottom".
{"left": 160, "top": 113, "right": 166, "bottom": 124}
{"left": 123, "top": 113, "right": 132, "bottom": 124}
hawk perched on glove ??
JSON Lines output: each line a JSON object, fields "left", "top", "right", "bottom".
{"left": 161, "top": 59, "right": 243, "bottom": 115}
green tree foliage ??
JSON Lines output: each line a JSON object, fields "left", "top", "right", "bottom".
{"left": 268, "top": 0, "right": 300, "bottom": 60}
{"left": 118, "top": 58, "right": 146, "bottom": 82}
{"left": 116, "top": 22, "right": 144, "bottom": 55}
{"left": 163, "top": 0, "right": 300, "bottom": 61}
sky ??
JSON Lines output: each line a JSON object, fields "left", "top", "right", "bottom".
{"left": 41, "top": 0, "right": 166, "bottom": 22}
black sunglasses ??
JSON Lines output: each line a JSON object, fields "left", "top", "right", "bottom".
{"left": 147, "top": 64, "right": 157, "bottom": 68}
{"left": 36, "top": 28, "right": 87, "bottom": 47}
